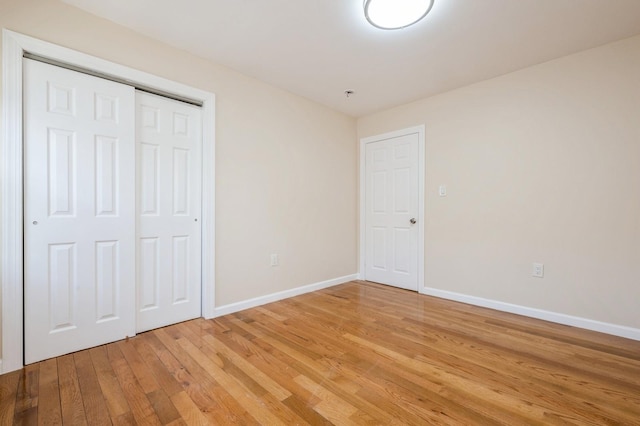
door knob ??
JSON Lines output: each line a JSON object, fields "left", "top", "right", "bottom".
{"left": 410, "top": 218, "right": 416, "bottom": 224}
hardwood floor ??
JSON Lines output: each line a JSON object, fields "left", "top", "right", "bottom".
{"left": 2, "top": 281, "right": 639, "bottom": 425}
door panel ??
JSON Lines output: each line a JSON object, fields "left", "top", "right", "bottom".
{"left": 95, "top": 135, "right": 119, "bottom": 216}
{"left": 364, "top": 133, "right": 419, "bottom": 291}
{"left": 139, "top": 237, "right": 160, "bottom": 310}
{"left": 136, "top": 92, "right": 202, "bottom": 332}
{"left": 48, "top": 243, "right": 76, "bottom": 331}
{"left": 95, "top": 240, "right": 119, "bottom": 321}
{"left": 24, "top": 59, "right": 136, "bottom": 364}
{"left": 173, "top": 148, "right": 190, "bottom": 215}
{"left": 140, "top": 143, "right": 160, "bottom": 214}
{"left": 47, "top": 128, "right": 75, "bottom": 216}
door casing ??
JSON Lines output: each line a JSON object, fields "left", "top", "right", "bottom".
{"left": 359, "top": 125, "right": 425, "bottom": 291}
{"left": 1, "top": 30, "right": 216, "bottom": 373}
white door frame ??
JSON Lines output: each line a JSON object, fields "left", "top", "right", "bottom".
{"left": 1, "top": 30, "right": 216, "bottom": 373}
{"left": 359, "top": 125, "right": 425, "bottom": 291}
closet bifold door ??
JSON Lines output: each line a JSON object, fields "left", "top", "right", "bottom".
{"left": 23, "top": 58, "right": 136, "bottom": 364}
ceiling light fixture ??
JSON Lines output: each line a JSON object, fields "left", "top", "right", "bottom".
{"left": 364, "top": 0, "right": 434, "bottom": 30}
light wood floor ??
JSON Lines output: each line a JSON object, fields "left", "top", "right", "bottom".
{"left": 2, "top": 281, "right": 639, "bottom": 425}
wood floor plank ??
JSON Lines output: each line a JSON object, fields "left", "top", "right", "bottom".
{"left": 282, "top": 394, "right": 333, "bottom": 426}
{"left": 37, "top": 358, "right": 62, "bottom": 426}
{"left": 170, "top": 391, "right": 214, "bottom": 426}
{"left": 206, "top": 318, "right": 325, "bottom": 406}
{"left": 117, "top": 339, "right": 160, "bottom": 394}
{"left": 0, "top": 370, "right": 20, "bottom": 425}
{"left": 12, "top": 363, "right": 39, "bottom": 425}
{"left": 164, "top": 419, "right": 189, "bottom": 426}
{"left": 89, "top": 345, "right": 131, "bottom": 421}
{"left": 176, "top": 322, "right": 309, "bottom": 425}
{"left": 146, "top": 388, "right": 181, "bottom": 425}
{"left": 225, "top": 315, "right": 404, "bottom": 424}
{"left": 293, "top": 374, "right": 359, "bottom": 425}
{"left": 2, "top": 281, "right": 639, "bottom": 425}
{"left": 73, "top": 351, "right": 111, "bottom": 426}
{"left": 129, "top": 333, "right": 183, "bottom": 397}
{"left": 142, "top": 331, "right": 252, "bottom": 425}
{"left": 198, "top": 331, "right": 292, "bottom": 401}
{"left": 57, "top": 354, "right": 88, "bottom": 425}
{"left": 111, "top": 411, "right": 135, "bottom": 426}
{"left": 106, "top": 342, "right": 162, "bottom": 425}
{"left": 155, "top": 327, "right": 268, "bottom": 425}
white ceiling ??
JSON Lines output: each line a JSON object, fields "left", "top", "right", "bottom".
{"left": 62, "top": 0, "right": 640, "bottom": 117}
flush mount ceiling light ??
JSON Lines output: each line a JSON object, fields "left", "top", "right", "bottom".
{"left": 364, "top": 0, "right": 434, "bottom": 30}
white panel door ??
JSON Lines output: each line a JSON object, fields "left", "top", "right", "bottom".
{"left": 24, "top": 59, "right": 136, "bottom": 364}
{"left": 364, "top": 133, "right": 419, "bottom": 291}
{"left": 136, "top": 92, "right": 202, "bottom": 332}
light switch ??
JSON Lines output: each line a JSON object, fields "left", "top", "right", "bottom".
{"left": 439, "top": 185, "right": 447, "bottom": 197}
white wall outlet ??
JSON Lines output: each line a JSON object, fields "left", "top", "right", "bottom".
{"left": 270, "top": 253, "right": 279, "bottom": 267}
{"left": 439, "top": 184, "right": 447, "bottom": 197}
{"left": 532, "top": 262, "right": 544, "bottom": 278}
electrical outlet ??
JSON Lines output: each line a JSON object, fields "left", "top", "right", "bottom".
{"left": 532, "top": 262, "right": 544, "bottom": 278}
{"left": 270, "top": 253, "right": 279, "bottom": 267}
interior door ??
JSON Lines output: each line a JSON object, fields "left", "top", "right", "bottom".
{"left": 23, "top": 59, "right": 136, "bottom": 364}
{"left": 136, "top": 91, "right": 202, "bottom": 332}
{"left": 364, "top": 132, "right": 419, "bottom": 291}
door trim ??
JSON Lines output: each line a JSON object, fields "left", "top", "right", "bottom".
{"left": 1, "top": 30, "right": 216, "bottom": 373}
{"left": 359, "top": 125, "right": 425, "bottom": 291}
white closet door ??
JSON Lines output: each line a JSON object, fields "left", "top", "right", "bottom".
{"left": 24, "top": 59, "right": 136, "bottom": 364}
{"left": 136, "top": 92, "right": 202, "bottom": 332}
{"left": 364, "top": 133, "right": 419, "bottom": 291}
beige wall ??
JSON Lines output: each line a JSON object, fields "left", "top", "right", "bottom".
{"left": 0, "top": 0, "right": 357, "bottom": 358}
{"left": 359, "top": 35, "right": 640, "bottom": 329}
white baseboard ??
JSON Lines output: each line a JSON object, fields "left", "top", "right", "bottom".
{"left": 213, "top": 274, "right": 358, "bottom": 317}
{"left": 422, "top": 287, "right": 640, "bottom": 341}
